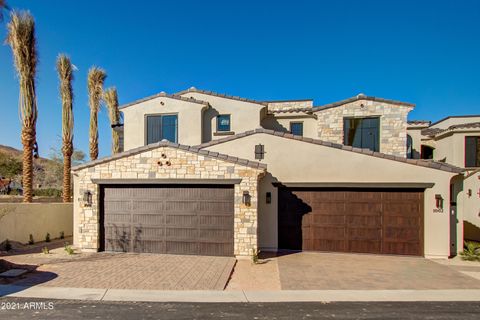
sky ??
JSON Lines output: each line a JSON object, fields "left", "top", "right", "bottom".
{"left": 0, "top": 0, "right": 479, "bottom": 160}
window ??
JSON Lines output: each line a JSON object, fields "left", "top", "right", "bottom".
{"left": 290, "top": 122, "right": 303, "bottom": 136}
{"left": 465, "top": 136, "right": 480, "bottom": 167}
{"left": 343, "top": 117, "right": 380, "bottom": 152}
{"left": 217, "top": 115, "right": 231, "bottom": 132}
{"left": 146, "top": 114, "right": 178, "bottom": 144}
{"left": 406, "top": 134, "right": 413, "bottom": 159}
{"left": 421, "top": 145, "right": 434, "bottom": 159}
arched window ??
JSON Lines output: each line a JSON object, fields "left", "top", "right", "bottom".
{"left": 406, "top": 134, "right": 413, "bottom": 159}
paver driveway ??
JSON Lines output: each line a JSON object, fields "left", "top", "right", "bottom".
{"left": 276, "top": 252, "right": 480, "bottom": 290}
{"left": 4, "top": 252, "right": 235, "bottom": 290}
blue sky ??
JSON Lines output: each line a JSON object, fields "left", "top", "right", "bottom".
{"left": 0, "top": 0, "right": 479, "bottom": 159}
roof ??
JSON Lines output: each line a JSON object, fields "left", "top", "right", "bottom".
{"left": 422, "top": 122, "right": 480, "bottom": 137}
{"left": 408, "top": 120, "right": 431, "bottom": 126}
{"left": 119, "top": 92, "right": 208, "bottom": 110}
{"left": 176, "top": 87, "right": 266, "bottom": 106}
{"left": 269, "top": 108, "right": 314, "bottom": 114}
{"left": 429, "top": 115, "right": 480, "bottom": 128}
{"left": 312, "top": 94, "right": 415, "bottom": 112}
{"left": 262, "top": 98, "right": 313, "bottom": 103}
{"left": 197, "top": 128, "right": 464, "bottom": 174}
{"left": 72, "top": 141, "right": 267, "bottom": 172}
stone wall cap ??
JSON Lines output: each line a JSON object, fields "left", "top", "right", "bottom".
{"left": 312, "top": 95, "right": 415, "bottom": 112}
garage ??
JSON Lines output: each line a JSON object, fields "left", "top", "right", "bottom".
{"left": 100, "top": 184, "right": 235, "bottom": 257}
{"left": 278, "top": 188, "right": 424, "bottom": 256}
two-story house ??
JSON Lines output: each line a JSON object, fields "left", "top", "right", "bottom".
{"left": 73, "top": 87, "right": 467, "bottom": 260}
{"left": 407, "top": 116, "right": 480, "bottom": 244}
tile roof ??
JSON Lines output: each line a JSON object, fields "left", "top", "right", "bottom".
{"left": 269, "top": 108, "right": 314, "bottom": 114}
{"left": 422, "top": 122, "right": 480, "bottom": 137}
{"left": 72, "top": 141, "right": 267, "bottom": 172}
{"left": 448, "top": 122, "right": 480, "bottom": 130}
{"left": 119, "top": 92, "right": 208, "bottom": 110}
{"left": 408, "top": 120, "right": 431, "bottom": 125}
{"left": 429, "top": 115, "right": 480, "bottom": 128}
{"left": 196, "top": 128, "right": 464, "bottom": 174}
{"left": 176, "top": 87, "right": 267, "bottom": 106}
{"left": 312, "top": 94, "right": 415, "bottom": 112}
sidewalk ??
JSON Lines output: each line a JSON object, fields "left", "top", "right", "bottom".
{"left": 1, "top": 285, "right": 480, "bottom": 302}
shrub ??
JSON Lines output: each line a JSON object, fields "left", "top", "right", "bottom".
{"left": 28, "top": 234, "right": 34, "bottom": 245}
{"left": 33, "top": 188, "right": 62, "bottom": 198}
{"left": 252, "top": 248, "right": 260, "bottom": 264}
{"left": 42, "top": 246, "right": 49, "bottom": 254}
{"left": 45, "top": 233, "right": 50, "bottom": 243}
{"left": 64, "top": 242, "right": 74, "bottom": 255}
{"left": 460, "top": 241, "right": 480, "bottom": 261}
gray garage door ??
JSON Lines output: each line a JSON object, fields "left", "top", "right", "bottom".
{"left": 101, "top": 185, "right": 234, "bottom": 256}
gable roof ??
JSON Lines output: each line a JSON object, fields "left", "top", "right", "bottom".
{"left": 72, "top": 141, "right": 267, "bottom": 172}
{"left": 197, "top": 128, "right": 464, "bottom": 174}
{"left": 423, "top": 122, "right": 480, "bottom": 137}
{"left": 176, "top": 87, "right": 266, "bottom": 106}
{"left": 119, "top": 92, "right": 208, "bottom": 110}
{"left": 312, "top": 94, "right": 415, "bottom": 112}
{"left": 429, "top": 115, "right": 480, "bottom": 128}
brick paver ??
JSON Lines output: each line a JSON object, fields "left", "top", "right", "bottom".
{"left": 277, "top": 252, "right": 480, "bottom": 290}
{"left": 2, "top": 252, "right": 235, "bottom": 290}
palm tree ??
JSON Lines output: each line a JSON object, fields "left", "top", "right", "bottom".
{"left": 56, "top": 54, "right": 74, "bottom": 202}
{"left": 104, "top": 87, "right": 121, "bottom": 154}
{"left": 87, "top": 67, "right": 106, "bottom": 161}
{"left": 0, "top": 1, "right": 10, "bottom": 21}
{"left": 7, "top": 11, "right": 38, "bottom": 203}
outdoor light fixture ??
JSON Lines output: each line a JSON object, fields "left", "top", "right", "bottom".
{"left": 435, "top": 194, "right": 444, "bottom": 210}
{"left": 468, "top": 189, "right": 472, "bottom": 197}
{"left": 266, "top": 192, "right": 272, "bottom": 204}
{"left": 243, "top": 191, "right": 251, "bottom": 206}
{"left": 83, "top": 191, "right": 93, "bottom": 207}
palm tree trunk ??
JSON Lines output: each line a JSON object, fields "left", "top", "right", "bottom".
{"left": 89, "top": 109, "right": 98, "bottom": 160}
{"left": 21, "top": 128, "right": 34, "bottom": 202}
{"left": 62, "top": 144, "right": 72, "bottom": 202}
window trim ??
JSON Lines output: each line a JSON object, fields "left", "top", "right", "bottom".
{"left": 144, "top": 113, "right": 178, "bottom": 145}
{"left": 342, "top": 116, "right": 381, "bottom": 152}
{"left": 465, "top": 136, "right": 480, "bottom": 168}
{"left": 216, "top": 114, "right": 231, "bottom": 132}
{"left": 290, "top": 121, "right": 304, "bottom": 136}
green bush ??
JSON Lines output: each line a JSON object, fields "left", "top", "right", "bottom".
{"left": 460, "top": 241, "right": 480, "bottom": 261}
{"left": 42, "top": 246, "right": 49, "bottom": 254}
{"left": 33, "top": 188, "right": 62, "bottom": 197}
{"left": 64, "top": 242, "right": 74, "bottom": 255}
{"left": 45, "top": 233, "right": 51, "bottom": 243}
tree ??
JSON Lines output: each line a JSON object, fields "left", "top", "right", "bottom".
{"left": 87, "top": 67, "right": 106, "bottom": 161}
{"left": 56, "top": 54, "right": 74, "bottom": 202}
{"left": 7, "top": 11, "right": 38, "bottom": 202}
{"left": 0, "top": 153, "right": 22, "bottom": 178}
{"left": 104, "top": 87, "right": 121, "bottom": 154}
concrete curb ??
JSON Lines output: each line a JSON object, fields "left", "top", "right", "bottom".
{"left": 1, "top": 285, "right": 480, "bottom": 302}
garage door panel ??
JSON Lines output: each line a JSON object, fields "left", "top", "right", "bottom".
{"left": 102, "top": 185, "right": 234, "bottom": 257}
{"left": 279, "top": 188, "right": 423, "bottom": 256}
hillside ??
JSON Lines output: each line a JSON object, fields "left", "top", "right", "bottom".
{"left": 0, "top": 144, "right": 63, "bottom": 189}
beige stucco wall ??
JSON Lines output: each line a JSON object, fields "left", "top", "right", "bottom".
{"left": 315, "top": 100, "right": 413, "bottom": 157}
{"left": 177, "top": 92, "right": 266, "bottom": 142}
{"left": 204, "top": 133, "right": 458, "bottom": 258}
{"left": 432, "top": 131, "right": 480, "bottom": 168}
{"left": 73, "top": 146, "right": 264, "bottom": 256}
{"left": 122, "top": 96, "right": 206, "bottom": 151}
{"left": 457, "top": 171, "right": 480, "bottom": 241}
{"left": 0, "top": 203, "right": 73, "bottom": 244}
{"left": 430, "top": 116, "right": 480, "bottom": 129}
{"left": 261, "top": 114, "right": 317, "bottom": 138}
{"left": 406, "top": 127, "right": 425, "bottom": 159}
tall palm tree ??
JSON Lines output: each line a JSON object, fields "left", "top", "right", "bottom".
{"left": 87, "top": 67, "right": 106, "bottom": 161}
{"left": 104, "top": 87, "right": 121, "bottom": 154}
{"left": 7, "top": 11, "right": 38, "bottom": 203}
{"left": 56, "top": 54, "right": 74, "bottom": 202}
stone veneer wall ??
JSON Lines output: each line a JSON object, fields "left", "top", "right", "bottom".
{"left": 74, "top": 146, "right": 264, "bottom": 256}
{"left": 315, "top": 100, "right": 413, "bottom": 157}
{"left": 267, "top": 100, "right": 313, "bottom": 112}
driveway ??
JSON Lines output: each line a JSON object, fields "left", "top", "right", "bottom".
{"left": 276, "top": 252, "right": 480, "bottom": 290}
{"left": 2, "top": 250, "right": 235, "bottom": 290}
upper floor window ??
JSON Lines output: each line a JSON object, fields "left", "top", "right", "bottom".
{"left": 406, "top": 134, "right": 413, "bottom": 159}
{"left": 146, "top": 114, "right": 178, "bottom": 144}
{"left": 290, "top": 122, "right": 303, "bottom": 136}
{"left": 343, "top": 117, "right": 379, "bottom": 152}
{"left": 217, "top": 115, "right": 231, "bottom": 132}
{"left": 465, "top": 136, "right": 480, "bottom": 167}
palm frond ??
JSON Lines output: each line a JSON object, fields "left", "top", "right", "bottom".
{"left": 56, "top": 54, "right": 74, "bottom": 149}
{"left": 104, "top": 87, "right": 121, "bottom": 154}
{"left": 87, "top": 67, "right": 107, "bottom": 160}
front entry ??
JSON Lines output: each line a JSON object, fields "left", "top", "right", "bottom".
{"left": 278, "top": 188, "right": 424, "bottom": 256}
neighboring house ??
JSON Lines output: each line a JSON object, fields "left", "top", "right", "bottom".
{"left": 73, "top": 87, "right": 470, "bottom": 259}
{"left": 407, "top": 116, "right": 480, "bottom": 243}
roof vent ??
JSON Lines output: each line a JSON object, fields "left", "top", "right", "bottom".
{"left": 357, "top": 93, "right": 366, "bottom": 98}
{"left": 189, "top": 86, "right": 196, "bottom": 91}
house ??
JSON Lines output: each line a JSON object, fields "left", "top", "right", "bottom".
{"left": 407, "top": 116, "right": 480, "bottom": 243}
{"left": 72, "top": 87, "right": 472, "bottom": 259}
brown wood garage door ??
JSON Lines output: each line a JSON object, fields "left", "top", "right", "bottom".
{"left": 100, "top": 185, "right": 234, "bottom": 256}
{"left": 278, "top": 188, "right": 424, "bottom": 256}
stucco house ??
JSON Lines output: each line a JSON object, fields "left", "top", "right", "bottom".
{"left": 72, "top": 87, "right": 475, "bottom": 259}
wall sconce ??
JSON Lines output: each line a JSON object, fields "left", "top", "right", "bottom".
{"left": 242, "top": 191, "right": 251, "bottom": 207}
{"left": 83, "top": 191, "right": 93, "bottom": 207}
{"left": 435, "top": 194, "right": 444, "bottom": 210}
{"left": 266, "top": 192, "right": 271, "bottom": 204}
{"left": 468, "top": 189, "right": 472, "bottom": 197}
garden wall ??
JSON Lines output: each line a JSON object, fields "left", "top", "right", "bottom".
{"left": 0, "top": 203, "right": 73, "bottom": 244}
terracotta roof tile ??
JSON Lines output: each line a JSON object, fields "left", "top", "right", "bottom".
{"left": 119, "top": 92, "right": 208, "bottom": 109}
{"left": 176, "top": 87, "right": 266, "bottom": 106}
